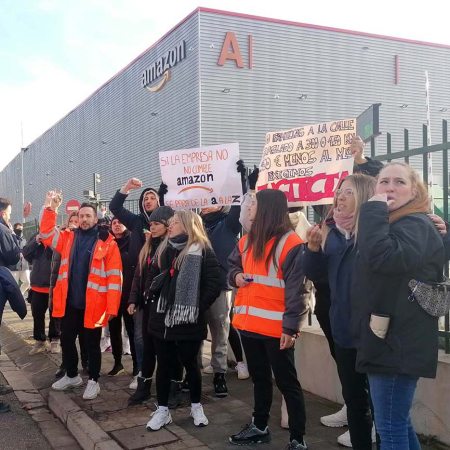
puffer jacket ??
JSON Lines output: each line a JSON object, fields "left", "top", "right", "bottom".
{"left": 351, "top": 202, "right": 445, "bottom": 379}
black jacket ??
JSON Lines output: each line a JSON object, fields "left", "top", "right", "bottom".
{"left": 129, "top": 237, "right": 162, "bottom": 309}
{"left": 9, "top": 234, "right": 29, "bottom": 272}
{"left": 23, "top": 232, "right": 53, "bottom": 289}
{"left": 351, "top": 202, "right": 445, "bottom": 379}
{"left": 0, "top": 266, "right": 27, "bottom": 326}
{"left": 146, "top": 245, "right": 221, "bottom": 341}
{"left": 109, "top": 188, "right": 158, "bottom": 303}
{"left": 201, "top": 207, "right": 241, "bottom": 291}
{"left": 114, "top": 230, "right": 132, "bottom": 306}
{"left": 0, "top": 218, "right": 20, "bottom": 268}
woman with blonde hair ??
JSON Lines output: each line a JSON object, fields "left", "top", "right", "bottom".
{"left": 304, "top": 173, "right": 377, "bottom": 450}
{"left": 352, "top": 162, "right": 445, "bottom": 450}
{"left": 145, "top": 210, "right": 221, "bottom": 431}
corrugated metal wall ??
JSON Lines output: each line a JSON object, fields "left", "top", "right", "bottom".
{"left": 1, "top": 14, "right": 200, "bottom": 223}
{"left": 198, "top": 11, "right": 450, "bottom": 181}
{"left": 2, "top": 9, "right": 450, "bottom": 224}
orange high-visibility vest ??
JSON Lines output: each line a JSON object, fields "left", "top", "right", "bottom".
{"left": 233, "top": 231, "right": 303, "bottom": 338}
{"left": 40, "top": 208, "right": 122, "bottom": 329}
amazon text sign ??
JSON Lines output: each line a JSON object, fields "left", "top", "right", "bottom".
{"left": 256, "top": 119, "right": 356, "bottom": 206}
{"left": 159, "top": 143, "right": 242, "bottom": 209}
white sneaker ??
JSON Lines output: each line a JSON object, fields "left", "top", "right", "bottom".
{"left": 122, "top": 337, "right": 131, "bottom": 355}
{"left": 146, "top": 407, "right": 172, "bottom": 431}
{"left": 29, "top": 341, "right": 48, "bottom": 355}
{"left": 321, "top": 404, "right": 348, "bottom": 427}
{"left": 336, "top": 425, "right": 377, "bottom": 447}
{"left": 50, "top": 340, "right": 61, "bottom": 354}
{"left": 83, "top": 380, "right": 100, "bottom": 400}
{"left": 190, "top": 404, "right": 209, "bottom": 427}
{"left": 100, "top": 337, "right": 111, "bottom": 353}
{"left": 52, "top": 374, "right": 83, "bottom": 391}
{"left": 129, "top": 371, "right": 141, "bottom": 390}
{"left": 337, "top": 430, "right": 352, "bottom": 447}
{"left": 236, "top": 362, "right": 249, "bottom": 380}
{"left": 203, "top": 365, "right": 213, "bottom": 374}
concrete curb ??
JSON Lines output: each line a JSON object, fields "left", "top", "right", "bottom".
{"left": 48, "top": 391, "right": 122, "bottom": 450}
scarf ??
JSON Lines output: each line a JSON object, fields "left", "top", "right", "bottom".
{"left": 388, "top": 195, "right": 430, "bottom": 223}
{"left": 156, "top": 237, "right": 203, "bottom": 328}
{"left": 333, "top": 209, "right": 355, "bottom": 233}
{"left": 202, "top": 209, "right": 227, "bottom": 233}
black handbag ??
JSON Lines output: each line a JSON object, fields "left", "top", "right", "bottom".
{"left": 149, "top": 268, "right": 170, "bottom": 297}
{"left": 408, "top": 277, "right": 450, "bottom": 317}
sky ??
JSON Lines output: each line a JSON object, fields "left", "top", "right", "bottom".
{"left": 1, "top": 0, "right": 450, "bottom": 171}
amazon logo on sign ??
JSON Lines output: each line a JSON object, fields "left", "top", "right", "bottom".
{"left": 141, "top": 40, "right": 186, "bottom": 92}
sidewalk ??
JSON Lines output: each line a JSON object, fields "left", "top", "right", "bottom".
{"left": 1, "top": 304, "right": 440, "bottom": 450}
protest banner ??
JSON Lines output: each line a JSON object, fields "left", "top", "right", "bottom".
{"left": 159, "top": 143, "right": 242, "bottom": 209}
{"left": 256, "top": 119, "right": 356, "bottom": 206}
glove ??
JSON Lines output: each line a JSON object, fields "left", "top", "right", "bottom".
{"left": 248, "top": 166, "right": 260, "bottom": 190}
{"left": 236, "top": 160, "right": 246, "bottom": 182}
{"left": 158, "top": 183, "right": 168, "bottom": 206}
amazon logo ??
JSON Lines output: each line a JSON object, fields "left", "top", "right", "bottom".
{"left": 141, "top": 40, "right": 186, "bottom": 92}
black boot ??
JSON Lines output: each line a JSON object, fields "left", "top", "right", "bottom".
{"left": 213, "top": 373, "right": 228, "bottom": 398}
{"left": 128, "top": 377, "right": 151, "bottom": 405}
{"left": 108, "top": 363, "right": 125, "bottom": 377}
{"left": 0, "top": 400, "right": 11, "bottom": 413}
{"left": 168, "top": 381, "right": 182, "bottom": 409}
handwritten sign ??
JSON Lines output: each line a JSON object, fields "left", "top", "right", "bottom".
{"left": 160, "top": 143, "right": 242, "bottom": 209}
{"left": 256, "top": 119, "right": 356, "bottom": 206}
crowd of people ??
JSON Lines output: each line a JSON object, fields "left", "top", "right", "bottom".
{"left": 0, "top": 136, "right": 449, "bottom": 450}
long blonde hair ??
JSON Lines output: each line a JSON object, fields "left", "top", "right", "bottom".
{"left": 156, "top": 210, "right": 212, "bottom": 269}
{"left": 377, "top": 162, "right": 431, "bottom": 223}
{"left": 323, "top": 173, "right": 376, "bottom": 244}
{"left": 64, "top": 211, "right": 79, "bottom": 229}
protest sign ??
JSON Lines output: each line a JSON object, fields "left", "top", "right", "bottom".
{"left": 159, "top": 143, "right": 242, "bottom": 209}
{"left": 256, "top": 119, "right": 356, "bottom": 206}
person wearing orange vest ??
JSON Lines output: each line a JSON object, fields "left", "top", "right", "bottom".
{"left": 227, "top": 189, "right": 309, "bottom": 450}
{"left": 39, "top": 190, "right": 122, "bottom": 401}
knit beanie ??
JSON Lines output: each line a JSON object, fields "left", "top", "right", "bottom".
{"left": 149, "top": 206, "right": 175, "bottom": 226}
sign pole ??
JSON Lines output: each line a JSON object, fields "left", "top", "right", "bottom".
{"left": 425, "top": 71, "right": 434, "bottom": 209}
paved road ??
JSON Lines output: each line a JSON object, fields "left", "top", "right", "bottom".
{"left": 0, "top": 373, "right": 52, "bottom": 450}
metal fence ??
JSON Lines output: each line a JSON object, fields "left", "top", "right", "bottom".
{"left": 372, "top": 120, "right": 450, "bottom": 354}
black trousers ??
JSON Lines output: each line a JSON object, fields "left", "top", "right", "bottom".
{"left": 313, "top": 282, "right": 335, "bottom": 360}
{"left": 30, "top": 290, "right": 60, "bottom": 342}
{"left": 109, "top": 304, "right": 137, "bottom": 368}
{"left": 241, "top": 335, "right": 306, "bottom": 442}
{"left": 60, "top": 305, "right": 102, "bottom": 381}
{"left": 154, "top": 338, "right": 202, "bottom": 406}
{"left": 335, "top": 345, "right": 373, "bottom": 450}
{"left": 228, "top": 308, "right": 244, "bottom": 362}
{"left": 141, "top": 303, "right": 156, "bottom": 379}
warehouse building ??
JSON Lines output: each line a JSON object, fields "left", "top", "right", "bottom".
{"left": 2, "top": 7, "right": 450, "bottom": 222}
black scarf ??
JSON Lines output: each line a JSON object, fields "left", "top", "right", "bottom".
{"left": 202, "top": 209, "right": 227, "bottom": 234}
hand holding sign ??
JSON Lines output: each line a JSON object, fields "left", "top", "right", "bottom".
{"left": 350, "top": 136, "right": 366, "bottom": 165}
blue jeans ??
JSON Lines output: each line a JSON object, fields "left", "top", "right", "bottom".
{"left": 368, "top": 373, "right": 421, "bottom": 450}
{"left": 133, "top": 309, "right": 144, "bottom": 372}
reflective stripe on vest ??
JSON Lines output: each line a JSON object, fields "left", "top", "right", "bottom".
{"left": 57, "top": 272, "right": 68, "bottom": 282}
{"left": 241, "top": 232, "right": 293, "bottom": 288}
{"left": 87, "top": 281, "right": 122, "bottom": 293}
{"left": 51, "top": 229, "right": 61, "bottom": 248}
{"left": 60, "top": 259, "right": 68, "bottom": 266}
{"left": 91, "top": 267, "right": 122, "bottom": 278}
{"left": 234, "top": 305, "right": 283, "bottom": 321}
